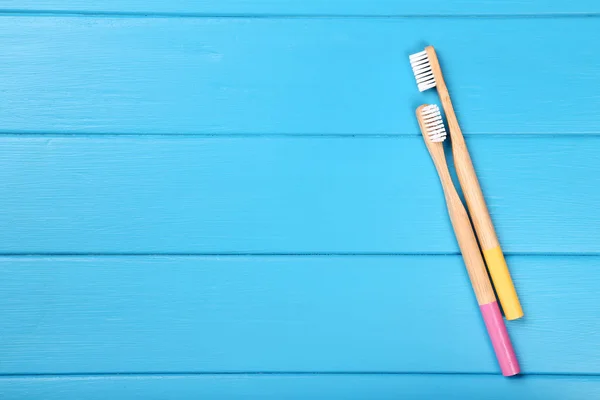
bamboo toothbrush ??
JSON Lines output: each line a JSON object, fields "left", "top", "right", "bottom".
{"left": 409, "top": 46, "right": 523, "bottom": 320}
{"left": 417, "top": 104, "right": 519, "bottom": 376}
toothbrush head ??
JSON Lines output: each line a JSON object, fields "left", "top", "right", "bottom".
{"left": 409, "top": 49, "right": 437, "bottom": 92}
{"left": 418, "top": 104, "right": 447, "bottom": 143}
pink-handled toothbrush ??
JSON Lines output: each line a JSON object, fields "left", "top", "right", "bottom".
{"left": 417, "top": 104, "right": 520, "bottom": 376}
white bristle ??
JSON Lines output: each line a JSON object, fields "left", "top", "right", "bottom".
{"left": 409, "top": 50, "right": 436, "bottom": 92}
{"left": 420, "top": 105, "right": 446, "bottom": 142}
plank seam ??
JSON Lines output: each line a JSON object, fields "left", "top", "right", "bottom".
{"left": 1, "top": 10, "right": 600, "bottom": 18}
{"left": 0, "top": 252, "right": 598, "bottom": 257}
{"left": 2, "top": 133, "right": 600, "bottom": 138}
{"left": 2, "top": 372, "right": 600, "bottom": 378}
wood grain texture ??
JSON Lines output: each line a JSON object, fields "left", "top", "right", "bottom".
{"left": 2, "top": 375, "right": 599, "bottom": 400}
{"left": 0, "top": 136, "right": 597, "bottom": 254}
{"left": 4, "top": 0, "right": 600, "bottom": 15}
{"left": 0, "top": 17, "right": 599, "bottom": 135}
{"left": 0, "top": 255, "right": 598, "bottom": 374}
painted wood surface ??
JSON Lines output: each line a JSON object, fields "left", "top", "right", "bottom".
{"left": 2, "top": 375, "right": 599, "bottom": 400}
{"left": 1, "top": 256, "right": 598, "bottom": 374}
{"left": 1, "top": 17, "right": 599, "bottom": 135}
{"left": 4, "top": 1, "right": 600, "bottom": 15}
{"left": 0, "top": 136, "right": 597, "bottom": 254}
{"left": 1, "top": 3, "right": 598, "bottom": 398}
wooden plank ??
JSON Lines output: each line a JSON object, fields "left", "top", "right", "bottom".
{"left": 1, "top": 375, "right": 599, "bottom": 400}
{"left": 4, "top": 1, "right": 600, "bottom": 16}
{"left": 0, "top": 255, "right": 598, "bottom": 374}
{"left": 0, "top": 17, "right": 598, "bottom": 135}
{"left": 0, "top": 136, "right": 597, "bottom": 254}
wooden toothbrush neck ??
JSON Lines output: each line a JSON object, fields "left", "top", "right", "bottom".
{"left": 428, "top": 146, "right": 454, "bottom": 192}
{"left": 438, "top": 97, "right": 465, "bottom": 142}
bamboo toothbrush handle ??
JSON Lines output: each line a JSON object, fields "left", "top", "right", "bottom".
{"left": 444, "top": 94, "right": 522, "bottom": 321}
{"left": 433, "top": 155, "right": 520, "bottom": 377}
{"left": 433, "top": 155, "right": 495, "bottom": 305}
{"left": 418, "top": 105, "right": 520, "bottom": 376}
{"left": 426, "top": 45, "right": 523, "bottom": 320}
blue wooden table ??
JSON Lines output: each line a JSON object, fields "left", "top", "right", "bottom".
{"left": 1, "top": 1, "right": 599, "bottom": 399}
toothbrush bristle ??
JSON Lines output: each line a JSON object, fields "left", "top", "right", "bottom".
{"left": 420, "top": 105, "right": 446, "bottom": 142}
{"left": 409, "top": 50, "right": 436, "bottom": 92}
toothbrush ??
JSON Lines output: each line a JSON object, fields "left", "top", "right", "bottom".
{"left": 417, "top": 104, "right": 520, "bottom": 376}
{"left": 409, "top": 46, "right": 523, "bottom": 320}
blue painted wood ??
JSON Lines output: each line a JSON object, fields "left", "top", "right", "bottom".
{"left": 0, "top": 136, "right": 597, "bottom": 254}
{"left": 1, "top": 17, "right": 599, "bottom": 135}
{"left": 1, "top": 375, "right": 599, "bottom": 400}
{"left": 0, "top": 4, "right": 598, "bottom": 397}
{"left": 1, "top": 255, "right": 598, "bottom": 374}
{"left": 4, "top": 0, "right": 600, "bottom": 15}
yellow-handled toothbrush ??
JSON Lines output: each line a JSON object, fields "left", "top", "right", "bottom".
{"left": 409, "top": 46, "right": 523, "bottom": 320}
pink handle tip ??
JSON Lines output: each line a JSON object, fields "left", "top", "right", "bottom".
{"left": 480, "top": 301, "right": 520, "bottom": 376}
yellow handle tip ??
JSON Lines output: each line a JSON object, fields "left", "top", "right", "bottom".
{"left": 483, "top": 246, "right": 524, "bottom": 320}
{"left": 503, "top": 302, "right": 524, "bottom": 321}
